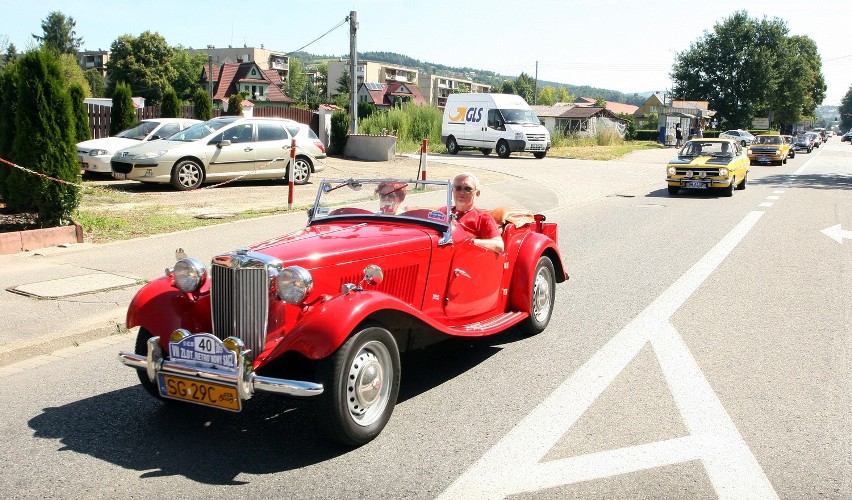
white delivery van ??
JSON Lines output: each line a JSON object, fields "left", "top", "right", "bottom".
{"left": 441, "top": 93, "right": 551, "bottom": 158}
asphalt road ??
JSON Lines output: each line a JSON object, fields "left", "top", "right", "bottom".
{"left": 0, "top": 142, "right": 849, "bottom": 498}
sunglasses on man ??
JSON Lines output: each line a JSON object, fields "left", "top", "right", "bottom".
{"left": 453, "top": 185, "right": 475, "bottom": 192}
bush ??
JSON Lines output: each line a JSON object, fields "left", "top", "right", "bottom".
{"left": 160, "top": 87, "right": 180, "bottom": 118}
{"left": 193, "top": 88, "right": 211, "bottom": 121}
{"left": 359, "top": 103, "right": 443, "bottom": 152}
{"left": 329, "top": 110, "right": 349, "bottom": 155}
{"left": 110, "top": 82, "right": 136, "bottom": 135}
{"left": 224, "top": 94, "right": 242, "bottom": 116}
{"left": 69, "top": 83, "right": 91, "bottom": 142}
{"left": 7, "top": 48, "right": 80, "bottom": 227}
{"left": 0, "top": 62, "right": 18, "bottom": 201}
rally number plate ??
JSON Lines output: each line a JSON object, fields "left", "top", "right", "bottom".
{"left": 158, "top": 374, "right": 241, "bottom": 411}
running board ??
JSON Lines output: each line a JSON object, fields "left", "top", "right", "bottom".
{"left": 449, "top": 311, "right": 528, "bottom": 335}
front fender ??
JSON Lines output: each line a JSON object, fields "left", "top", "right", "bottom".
{"left": 267, "top": 291, "right": 439, "bottom": 361}
{"left": 125, "top": 276, "right": 212, "bottom": 350}
{"left": 509, "top": 232, "right": 568, "bottom": 313}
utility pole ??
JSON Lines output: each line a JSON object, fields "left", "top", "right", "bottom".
{"left": 349, "top": 11, "right": 358, "bottom": 134}
{"left": 208, "top": 55, "right": 214, "bottom": 111}
{"left": 534, "top": 60, "right": 538, "bottom": 104}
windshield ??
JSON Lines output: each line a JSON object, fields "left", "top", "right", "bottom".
{"left": 679, "top": 141, "right": 735, "bottom": 158}
{"left": 755, "top": 136, "right": 782, "bottom": 145}
{"left": 501, "top": 108, "right": 541, "bottom": 125}
{"left": 168, "top": 120, "right": 233, "bottom": 142}
{"left": 116, "top": 121, "right": 159, "bottom": 140}
{"left": 309, "top": 179, "right": 452, "bottom": 228}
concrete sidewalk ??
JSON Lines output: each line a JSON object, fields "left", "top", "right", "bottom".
{"left": 0, "top": 155, "right": 549, "bottom": 367}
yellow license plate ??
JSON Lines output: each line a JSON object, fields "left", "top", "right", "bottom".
{"left": 157, "top": 374, "right": 241, "bottom": 411}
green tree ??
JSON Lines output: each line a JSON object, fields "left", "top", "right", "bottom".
{"left": 84, "top": 68, "right": 105, "bottom": 97}
{"left": 537, "top": 86, "right": 556, "bottom": 106}
{"left": 193, "top": 88, "right": 212, "bottom": 120}
{"left": 58, "top": 53, "right": 90, "bottom": 96}
{"left": 595, "top": 96, "right": 607, "bottom": 107}
{"left": 0, "top": 62, "right": 19, "bottom": 201}
{"left": 110, "top": 82, "right": 136, "bottom": 135}
{"left": 335, "top": 70, "right": 350, "bottom": 96}
{"left": 32, "top": 11, "right": 83, "bottom": 55}
{"left": 287, "top": 58, "right": 307, "bottom": 104}
{"left": 500, "top": 80, "right": 516, "bottom": 94}
{"left": 316, "top": 62, "right": 328, "bottom": 97}
{"left": 8, "top": 48, "right": 80, "bottom": 226}
{"left": 160, "top": 87, "right": 180, "bottom": 118}
{"left": 171, "top": 47, "right": 208, "bottom": 100}
{"left": 671, "top": 11, "right": 824, "bottom": 129}
{"left": 225, "top": 94, "right": 243, "bottom": 116}
{"left": 106, "top": 31, "right": 176, "bottom": 105}
{"left": 840, "top": 85, "right": 852, "bottom": 132}
{"left": 329, "top": 109, "right": 349, "bottom": 155}
{"left": 69, "top": 83, "right": 90, "bottom": 142}
{"left": 514, "top": 72, "right": 535, "bottom": 103}
{"left": 2, "top": 42, "right": 18, "bottom": 70}
{"left": 555, "top": 87, "right": 571, "bottom": 103}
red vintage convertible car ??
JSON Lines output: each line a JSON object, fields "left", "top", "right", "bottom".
{"left": 119, "top": 178, "right": 568, "bottom": 446}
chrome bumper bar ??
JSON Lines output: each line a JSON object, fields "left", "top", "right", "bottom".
{"left": 119, "top": 336, "right": 323, "bottom": 399}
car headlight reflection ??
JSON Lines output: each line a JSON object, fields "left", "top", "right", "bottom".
{"left": 89, "top": 149, "right": 109, "bottom": 156}
{"left": 172, "top": 258, "right": 207, "bottom": 293}
{"left": 719, "top": 167, "right": 729, "bottom": 177}
{"left": 667, "top": 166, "right": 676, "bottom": 176}
{"left": 276, "top": 266, "right": 313, "bottom": 304}
{"left": 132, "top": 150, "right": 167, "bottom": 160}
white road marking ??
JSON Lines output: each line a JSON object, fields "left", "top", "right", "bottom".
{"left": 440, "top": 211, "right": 779, "bottom": 499}
{"left": 759, "top": 202, "right": 774, "bottom": 207}
{"left": 766, "top": 196, "right": 780, "bottom": 200}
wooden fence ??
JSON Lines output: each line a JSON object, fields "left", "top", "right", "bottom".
{"left": 86, "top": 104, "right": 317, "bottom": 139}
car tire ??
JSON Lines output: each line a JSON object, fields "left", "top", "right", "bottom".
{"left": 789, "top": 150, "right": 795, "bottom": 159}
{"left": 134, "top": 327, "right": 168, "bottom": 402}
{"left": 497, "top": 140, "right": 511, "bottom": 159}
{"left": 533, "top": 152, "right": 547, "bottom": 159}
{"left": 737, "top": 172, "right": 747, "bottom": 190}
{"left": 171, "top": 159, "right": 204, "bottom": 190}
{"left": 317, "top": 323, "right": 400, "bottom": 446}
{"left": 722, "top": 178, "right": 735, "bottom": 197}
{"left": 479, "top": 148, "right": 492, "bottom": 156}
{"left": 518, "top": 256, "right": 556, "bottom": 335}
{"left": 741, "top": 140, "right": 747, "bottom": 146}
{"left": 667, "top": 186, "right": 679, "bottom": 195}
{"left": 447, "top": 137, "right": 459, "bottom": 155}
{"left": 291, "top": 157, "right": 312, "bottom": 185}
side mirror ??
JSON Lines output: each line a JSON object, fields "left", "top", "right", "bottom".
{"left": 217, "top": 139, "right": 232, "bottom": 148}
{"left": 149, "top": 135, "right": 162, "bottom": 141}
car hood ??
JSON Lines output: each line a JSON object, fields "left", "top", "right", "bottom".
{"left": 669, "top": 156, "right": 739, "bottom": 166}
{"left": 248, "top": 221, "right": 434, "bottom": 269}
{"left": 77, "top": 137, "right": 142, "bottom": 153}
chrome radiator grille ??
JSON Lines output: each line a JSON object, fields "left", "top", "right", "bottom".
{"left": 211, "top": 252, "right": 281, "bottom": 356}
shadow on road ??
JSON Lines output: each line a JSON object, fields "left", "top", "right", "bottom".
{"left": 26, "top": 331, "right": 521, "bottom": 484}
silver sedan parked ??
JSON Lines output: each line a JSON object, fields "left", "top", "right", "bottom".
{"left": 110, "top": 117, "right": 327, "bottom": 190}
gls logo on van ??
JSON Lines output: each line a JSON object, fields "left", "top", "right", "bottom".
{"left": 448, "top": 107, "right": 484, "bottom": 124}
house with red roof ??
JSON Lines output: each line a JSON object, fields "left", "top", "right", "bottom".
{"left": 201, "top": 61, "right": 295, "bottom": 111}
{"left": 357, "top": 82, "right": 428, "bottom": 109}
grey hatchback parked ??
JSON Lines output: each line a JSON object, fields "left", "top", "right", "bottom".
{"left": 111, "top": 117, "right": 327, "bottom": 190}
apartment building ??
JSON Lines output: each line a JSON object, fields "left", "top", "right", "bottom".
{"left": 417, "top": 73, "right": 491, "bottom": 108}
{"left": 78, "top": 50, "right": 109, "bottom": 77}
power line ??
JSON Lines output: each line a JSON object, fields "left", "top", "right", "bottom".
{"left": 287, "top": 17, "right": 348, "bottom": 54}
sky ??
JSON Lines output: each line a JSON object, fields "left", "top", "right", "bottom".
{"left": 2, "top": 0, "right": 850, "bottom": 105}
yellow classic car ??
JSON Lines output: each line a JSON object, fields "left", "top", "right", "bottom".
{"left": 747, "top": 134, "right": 792, "bottom": 165}
{"left": 666, "top": 138, "right": 749, "bottom": 196}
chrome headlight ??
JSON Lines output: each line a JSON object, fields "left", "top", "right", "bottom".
{"left": 89, "top": 149, "right": 109, "bottom": 156}
{"left": 515, "top": 131, "right": 524, "bottom": 140}
{"left": 132, "top": 150, "right": 167, "bottom": 160}
{"left": 719, "top": 167, "right": 729, "bottom": 177}
{"left": 172, "top": 258, "right": 207, "bottom": 293}
{"left": 276, "top": 266, "right": 313, "bottom": 304}
{"left": 667, "top": 166, "right": 676, "bottom": 176}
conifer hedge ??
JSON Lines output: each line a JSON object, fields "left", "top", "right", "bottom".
{"left": 193, "top": 88, "right": 211, "bottom": 121}
{"left": 160, "top": 87, "right": 180, "bottom": 118}
{"left": 69, "top": 83, "right": 91, "bottom": 142}
{"left": 109, "top": 82, "right": 136, "bottom": 135}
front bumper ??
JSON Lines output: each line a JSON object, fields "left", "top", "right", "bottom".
{"left": 119, "top": 336, "right": 324, "bottom": 404}
{"left": 666, "top": 177, "right": 733, "bottom": 188}
{"left": 79, "top": 154, "right": 113, "bottom": 173}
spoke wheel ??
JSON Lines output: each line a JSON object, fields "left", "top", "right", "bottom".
{"left": 171, "top": 160, "right": 204, "bottom": 190}
{"left": 318, "top": 324, "right": 400, "bottom": 446}
{"left": 518, "top": 256, "right": 556, "bottom": 335}
{"left": 291, "top": 157, "right": 312, "bottom": 184}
